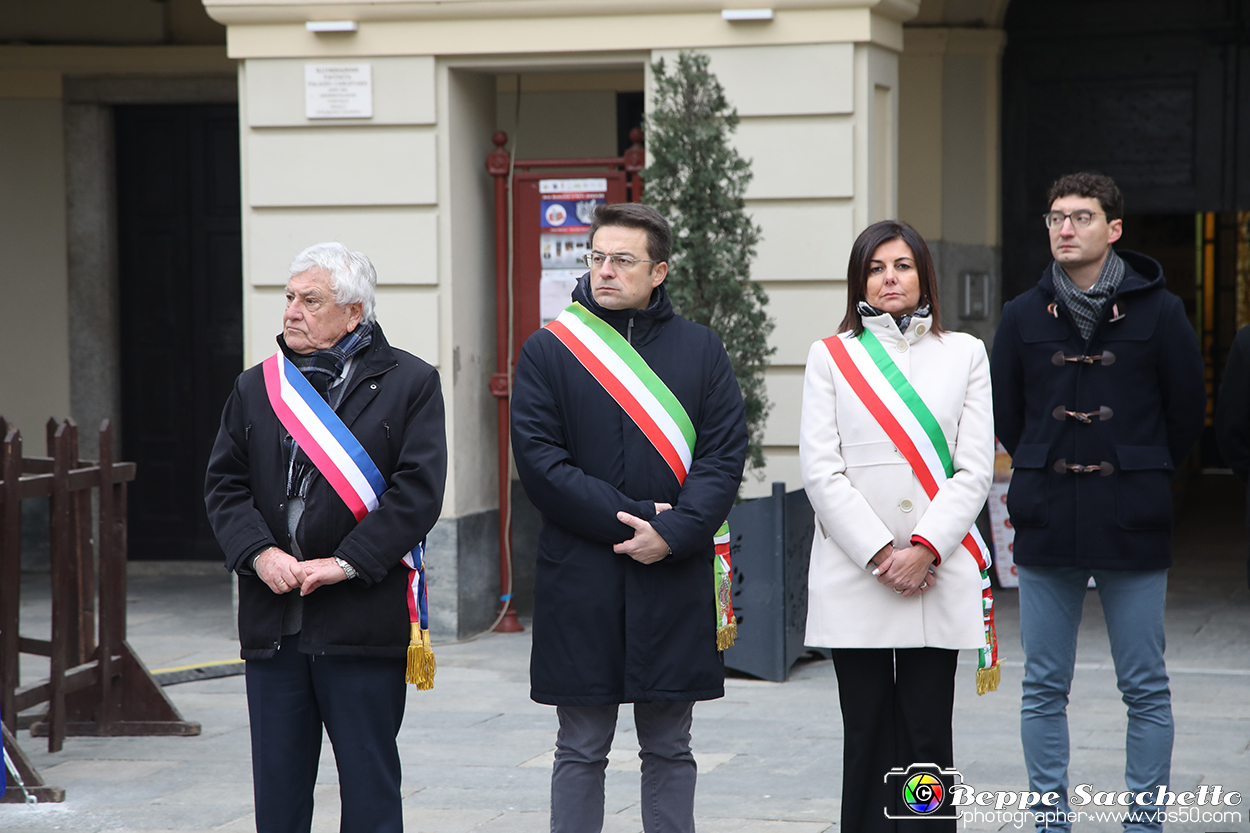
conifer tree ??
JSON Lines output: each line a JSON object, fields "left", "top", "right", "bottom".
{"left": 643, "top": 51, "right": 775, "bottom": 473}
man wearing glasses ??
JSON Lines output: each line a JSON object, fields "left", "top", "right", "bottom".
{"left": 511, "top": 202, "right": 747, "bottom": 833}
{"left": 990, "top": 173, "right": 1204, "bottom": 832}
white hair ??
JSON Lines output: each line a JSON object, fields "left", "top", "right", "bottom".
{"left": 288, "top": 242, "right": 378, "bottom": 323}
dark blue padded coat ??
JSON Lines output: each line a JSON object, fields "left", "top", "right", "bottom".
{"left": 511, "top": 276, "right": 747, "bottom": 706}
{"left": 991, "top": 250, "right": 1205, "bottom": 570}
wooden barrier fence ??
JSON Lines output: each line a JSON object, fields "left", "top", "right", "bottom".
{"left": 1, "top": 417, "right": 199, "bottom": 803}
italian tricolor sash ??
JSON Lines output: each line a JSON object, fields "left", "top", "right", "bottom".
{"left": 262, "top": 352, "right": 435, "bottom": 689}
{"left": 544, "top": 302, "right": 736, "bottom": 650}
{"left": 713, "top": 521, "right": 734, "bottom": 651}
{"left": 822, "top": 330, "right": 1000, "bottom": 695}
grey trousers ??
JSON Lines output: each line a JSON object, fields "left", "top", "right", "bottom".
{"left": 551, "top": 701, "right": 697, "bottom": 833}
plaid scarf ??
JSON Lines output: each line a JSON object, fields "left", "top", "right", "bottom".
{"left": 278, "top": 322, "right": 375, "bottom": 499}
{"left": 857, "top": 300, "right": 932, "bottom": 335}
{"left": 1050, "top": 249, "right": 1125, "bottom": 342}
{"left": 279, "top": 321, "right": 374, "bottom": 400}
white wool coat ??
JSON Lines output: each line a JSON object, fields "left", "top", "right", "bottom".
{"left": 800, "top": 311, "right": 994, "bottom": 649}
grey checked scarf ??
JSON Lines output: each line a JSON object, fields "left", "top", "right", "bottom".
{"left": 1051, "top": 249, "right": 1125, "bottom": 342}
{"left": 858, "top": 300, "right": 932, "bottom": 335}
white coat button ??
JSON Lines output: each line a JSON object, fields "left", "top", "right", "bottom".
{"left": 896, "top": 340, "right": 908, "bottom": 353}
{"left": 900, "top": 499, "right": 914, "bottom": 512}
{"left": 916, "top": 324, "right": 927, "bottom": 335}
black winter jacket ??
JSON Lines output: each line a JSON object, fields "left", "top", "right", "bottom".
{"left": 205, "top": 325, "right": 447, "bottom": 659}
{"left": 511, "top": 277, "right": 748, "bottom": 706}
{"left": 991, "top": 251, "right": 1205, "bottom": 570}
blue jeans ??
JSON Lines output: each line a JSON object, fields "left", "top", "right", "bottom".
{"left": 1017, "top": 565, "right": 1172, "bottom": 833}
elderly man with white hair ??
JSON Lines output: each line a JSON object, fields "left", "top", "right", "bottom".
{"left": 205, "top": 243, "right": 447, "bottom": 833}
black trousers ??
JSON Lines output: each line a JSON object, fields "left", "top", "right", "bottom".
{"left": 832, "top": 647, "right": 958, "bottom": 833}
{"left": 245, "top": 635, "right": 407, "bottom": 833}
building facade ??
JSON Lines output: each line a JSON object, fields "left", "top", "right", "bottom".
{"left": 2, "top": 0, "right": 1246, "bottom": 635}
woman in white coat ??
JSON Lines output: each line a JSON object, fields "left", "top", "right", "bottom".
{"left": 800, "top": 220, "right": 995, "bottom": 832}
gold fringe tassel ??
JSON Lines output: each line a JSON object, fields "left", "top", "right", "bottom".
{"left": 406, "top": 624, "right": 437, "bottom": 689}
{"left": 716, "top": 622, "right": 737, "bottom": 652}
{"left": 975, "top": 662, "right": 1000, "bottom": 696}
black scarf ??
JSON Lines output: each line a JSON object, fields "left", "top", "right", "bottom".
{"left": 278, "top": 321, "right": 374, "bottom": 401}
{"left": 279, "top": 322, "right": 375, "bottom": 499}
{"left": 857, "top": 300, "right": 932, "bottom": 335}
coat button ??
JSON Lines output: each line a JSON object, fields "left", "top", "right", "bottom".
{"left": 916, "top": 324, "right": 926, "bottom": 335}
{"left": 896, "top": 340, "right": 908, "bottom": 353}
{"left": 900, "top": 499, "right": 914, "bottom": 512}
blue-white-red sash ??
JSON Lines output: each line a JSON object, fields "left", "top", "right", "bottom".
{"left": 262, "top": 352, "right": 434, "bottom": 687}
{"left": 263, "top": 354, "right": 385, "bottom": 520}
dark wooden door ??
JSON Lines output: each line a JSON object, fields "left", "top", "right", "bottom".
{"left": 116, "top": 104, "right": 242, "bottom": 561}
{"left": 1002, "top": 0, "right": 1250, "bottom": 300}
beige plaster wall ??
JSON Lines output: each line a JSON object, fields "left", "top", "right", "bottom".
{"left": 897, "top": 42, "right": 943, "bottom": 239}
{"left": 238, "top": 55, "right": 441, "bottom": 376}
{"left": 0, "top": 44, "right": 236, "bottom": 452}
{"left": 239, "top": 56, "right": 457, "bottom": 510}
{"left": 226, "top": 4, "right": 912, "bottom": 509}
{"left": 237, "top": 51, "right": 657, "bottom": 518}
{"left": 910, "top": 0, "right": 1007, "bottom": 27}
{"left": 0, "top": 98, "right": 71, "bottom": 441}
{"left": 895, "top": 26, "right": 1004, "bottom": 345}
{"left": 495, "top": 72, "right": 627, "bottom": 160}
{"left": 897, "top": 27, "right": 1003, "bottom": 247}
{"left": 648, "top": 41, "right": 897, "bottom": 496}
{"left": 442, "top": 66, "right": 502, "bottom": 517}
{"left": 216, "top": 9, "right": 906, "bottom": 59}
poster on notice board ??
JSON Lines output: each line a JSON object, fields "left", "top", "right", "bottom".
{"left": 539, "top": 178, "right": 606, "bottom": 325}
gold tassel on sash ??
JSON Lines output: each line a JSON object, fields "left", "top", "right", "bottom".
{"left": 974, "top": 598, "right": 999, "bottom": 695}
{"left": 406, "top": 623, "right": 436, "bottom": 690}
{"left": 976, "top": 663, "right": 1001, "bottom": 696}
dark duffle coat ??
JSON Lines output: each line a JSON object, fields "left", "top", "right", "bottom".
{"left": 204, "top": 324, "right": 447, "bottom": 659}
{"left": 990, "top": 250, "right": 1205, "bottom": 570}
{"left": 511, "top": 277, "right": 748, "bottom": 706}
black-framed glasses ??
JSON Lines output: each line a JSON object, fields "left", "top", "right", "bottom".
{"left": 1043, "top": 210, "right": 1104, "bottom": 230}
{"left": 583, "top": 252, "right": 657, "bottom": 270}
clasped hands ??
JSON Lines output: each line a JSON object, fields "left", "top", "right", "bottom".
{"left": 255, "top": 547, "right": 348, "bottom": 596}
{"left": 614, "top": 502, "right": 673, "bottom": 565}
{"left": 869, "top": 541, "right": 938, "bottom": 597}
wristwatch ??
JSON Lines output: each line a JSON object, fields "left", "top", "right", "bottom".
{"left": 334, "top": 557, "right": 358, "bottom": 579}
